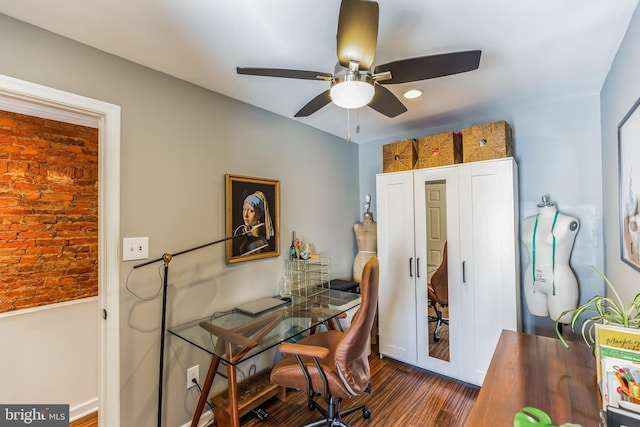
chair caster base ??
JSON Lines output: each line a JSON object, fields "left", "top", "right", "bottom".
{"left": 363, "top": 407, "right": 371, "bottom": 419}
{"left": 301, "top": 400, "right": 371, "bottom": 427}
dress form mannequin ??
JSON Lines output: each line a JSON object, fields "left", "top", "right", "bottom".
{"left": 522, "top": 195, "right": 580, "bottom": 323}
{"left": 353, "top": 195, "right": 377, "bottom": 284}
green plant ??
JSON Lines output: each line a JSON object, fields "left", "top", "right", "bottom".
{"left": 555, "top": 266, "right": 640, "bottom": 348}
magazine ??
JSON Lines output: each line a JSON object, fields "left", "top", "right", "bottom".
{"left": 595, "top": 324, "right": 640, "bottom": 413}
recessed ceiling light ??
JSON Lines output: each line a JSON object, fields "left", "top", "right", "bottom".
{"left": 403, "top": 89, "right": 423, "bottom": 99}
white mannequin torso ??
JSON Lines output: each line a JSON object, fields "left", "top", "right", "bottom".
{"left": 353, "top": 213, "right": 377, "bottom": 283}
{"left": 522, "top": 204, "right": 579, "bottom": 322}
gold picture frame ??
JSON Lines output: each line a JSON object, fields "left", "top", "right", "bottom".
{"left": 225, "top": 174, "right": 280, "bottom": 264}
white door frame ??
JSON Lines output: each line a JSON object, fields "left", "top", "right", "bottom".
{"left": 0, "top": 74, "right": 121, "bottom": 426}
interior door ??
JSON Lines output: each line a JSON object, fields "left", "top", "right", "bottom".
{"left": 414, "top": 166, "right": 462, "bottom": 377}
{"left": 426, "top": 182, "right": 447, "bottom": 277}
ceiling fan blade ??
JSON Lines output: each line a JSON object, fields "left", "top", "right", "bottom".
{"left": 237, "top": 67, "right": 332, "bottom": 81}
{"left": 336, "top": 0, "right": 379, "bottom": 70}
{"left": 294, "top": 90, "right": 332, "bottom": 117}
{"left": 368, "top": 85, "right": 407, "bottom": 118}
{"left": 374, "top": 50, "right": 481, "bottom": 84}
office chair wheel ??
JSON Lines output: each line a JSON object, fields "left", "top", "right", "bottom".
{"left": 307, "top": 400, "right": 315, "bottom": 410}
{"left": 363, "top": 407, "right": 371, "bottom": 419}
{"left": 434, "top": 331, "right": 440, "bottom": 342}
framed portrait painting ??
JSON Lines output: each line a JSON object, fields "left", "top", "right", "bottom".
{"left": 225, "top": 174, "right": 280, "bottom": 264}
{"left": 618, "top": 97, "right": 640, "bottom": 271}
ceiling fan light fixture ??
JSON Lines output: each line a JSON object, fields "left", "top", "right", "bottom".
{"left": 330, "top": 73, "right": 375, "bottom": 109}
{"left": 403, "top": 89, "right": 423, "bottom": 99}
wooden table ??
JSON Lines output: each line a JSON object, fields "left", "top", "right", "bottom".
{"left": 467, "top": 330, "right": 602, "bottom": 426}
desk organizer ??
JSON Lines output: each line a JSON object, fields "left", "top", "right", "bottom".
{"left": 285, "top": 257, "right": 330, "bottom": 297}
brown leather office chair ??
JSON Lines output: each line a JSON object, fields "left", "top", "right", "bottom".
{"left": 270, "top": 257, "right": 379, "bottom": 427}
{"left": 428, "top": 242, "right": 449, "bottom": 342}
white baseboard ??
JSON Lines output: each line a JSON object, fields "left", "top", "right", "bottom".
{"left": 179, "top": 409, "right": 213, "bottom": 427}
{"left": 70, "top": 397, "right": 99, "bottom": 421}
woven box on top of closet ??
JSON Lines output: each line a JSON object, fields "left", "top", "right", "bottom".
{"left": 416, "top": 131, "right": 463, "bottom": 169}
{"left": 461, "top": 120, "right": 513, "bottom": 163}
{"left": 382, "top": 139, "right": 417, "bottom": 172}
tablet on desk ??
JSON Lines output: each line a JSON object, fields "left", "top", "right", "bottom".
{"left": 235, "top": 297, "right": 288, "bottom": 316}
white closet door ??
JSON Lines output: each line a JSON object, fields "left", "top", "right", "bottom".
{"left": 458, "top": 158, "right": 521, "bottom": 385}
{"left": 376, "top": 171, "right": 418, "bottom": 365}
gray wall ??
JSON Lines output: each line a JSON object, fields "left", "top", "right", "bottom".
{"left": 359, "top": 95, "right": 605, "bottom": 337}
{"left": 0, "top": 14, "right": 359, "bottom": 427}
{"left": 601, "top": 5, "right": 640, "bottom": 305}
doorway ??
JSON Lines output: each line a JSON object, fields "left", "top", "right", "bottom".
{"left": 0, "top": 74, "right": 121, "bottom": 426}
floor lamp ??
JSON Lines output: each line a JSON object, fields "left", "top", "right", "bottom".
{"left": 132, "top": 225, "right": 267, "bottom": 427}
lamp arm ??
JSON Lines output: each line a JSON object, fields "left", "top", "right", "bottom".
{"left": 133, "top": 223, "right": 263, "bottom": 269}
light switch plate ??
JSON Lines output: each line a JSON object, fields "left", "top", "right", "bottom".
{"left": 122, "top": 237, "right": 149, "bottom": 261}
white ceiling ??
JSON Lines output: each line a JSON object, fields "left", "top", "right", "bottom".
{"left": 0, "top": 0, "right": 637, "bottom": 143}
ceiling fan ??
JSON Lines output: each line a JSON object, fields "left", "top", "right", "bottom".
{"left": 237, "top": 0, "right": 481, "bottom": 119}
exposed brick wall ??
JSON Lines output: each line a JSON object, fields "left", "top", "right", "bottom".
{"left": 0, "top": 110, "right": 99, "bottom": 313}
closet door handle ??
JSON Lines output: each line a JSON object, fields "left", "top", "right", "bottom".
{"left": 462, "top": 261, "right": 466, "bottom": 283}
{"left": 416, "top": 258, "right": 421, "bottom": 278}
{"left": 409, "top": 258, "right": 413, "bottom": 277}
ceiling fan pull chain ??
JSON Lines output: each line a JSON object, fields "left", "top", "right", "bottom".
{"left": 346, "top": 108, "right": 351, "bottom": 143}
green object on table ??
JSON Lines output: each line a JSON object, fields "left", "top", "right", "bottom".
{"left": 514, "top": 407, "right": 582, "bottom": 427}
{"left": 514, "top": 407, "right": 554, "bottom": 427}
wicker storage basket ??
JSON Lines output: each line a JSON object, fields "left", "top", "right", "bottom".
{"left": 383, "top": 139, "right": 417, "bottom": 172}
{"left": 416, "top": 132, "right": 462, "bottom": 169}
{"left": 462, "top": 120, "right": 513, "bottom": 163}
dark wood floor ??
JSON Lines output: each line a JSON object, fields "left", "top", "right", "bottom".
{"left": 71, "top": 339, "right": 474, "bottom": 427}
{"left": 238, "top": 346, "right": 479, "bottom": 427}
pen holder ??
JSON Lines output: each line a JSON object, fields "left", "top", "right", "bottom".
{"left": 620, "top": 391, "right": 640, "bottom": 405}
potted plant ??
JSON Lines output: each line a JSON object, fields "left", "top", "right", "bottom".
{"left": 556, "top": 266, "right": 640, "bottom": 348}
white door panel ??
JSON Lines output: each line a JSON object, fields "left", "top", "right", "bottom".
{"left": 376, "top": 172, "right": 417, "bottom": 364}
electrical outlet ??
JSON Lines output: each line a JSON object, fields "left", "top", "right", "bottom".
{"left": 187, "top": 365, "right": 199, "bottom": 389}
{"left": 122, "top": 237, "right": 149, "bottom": 261}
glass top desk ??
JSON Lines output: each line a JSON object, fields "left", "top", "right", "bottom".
{"left": 169, "top": 288, "right": 361, "bottom": 427}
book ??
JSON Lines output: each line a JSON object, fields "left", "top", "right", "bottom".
{"left": 595, "top": 324, "right": 640, "bottom": 412}
{"left": 607, "top": 404, "right": 640, "bottom": 427}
